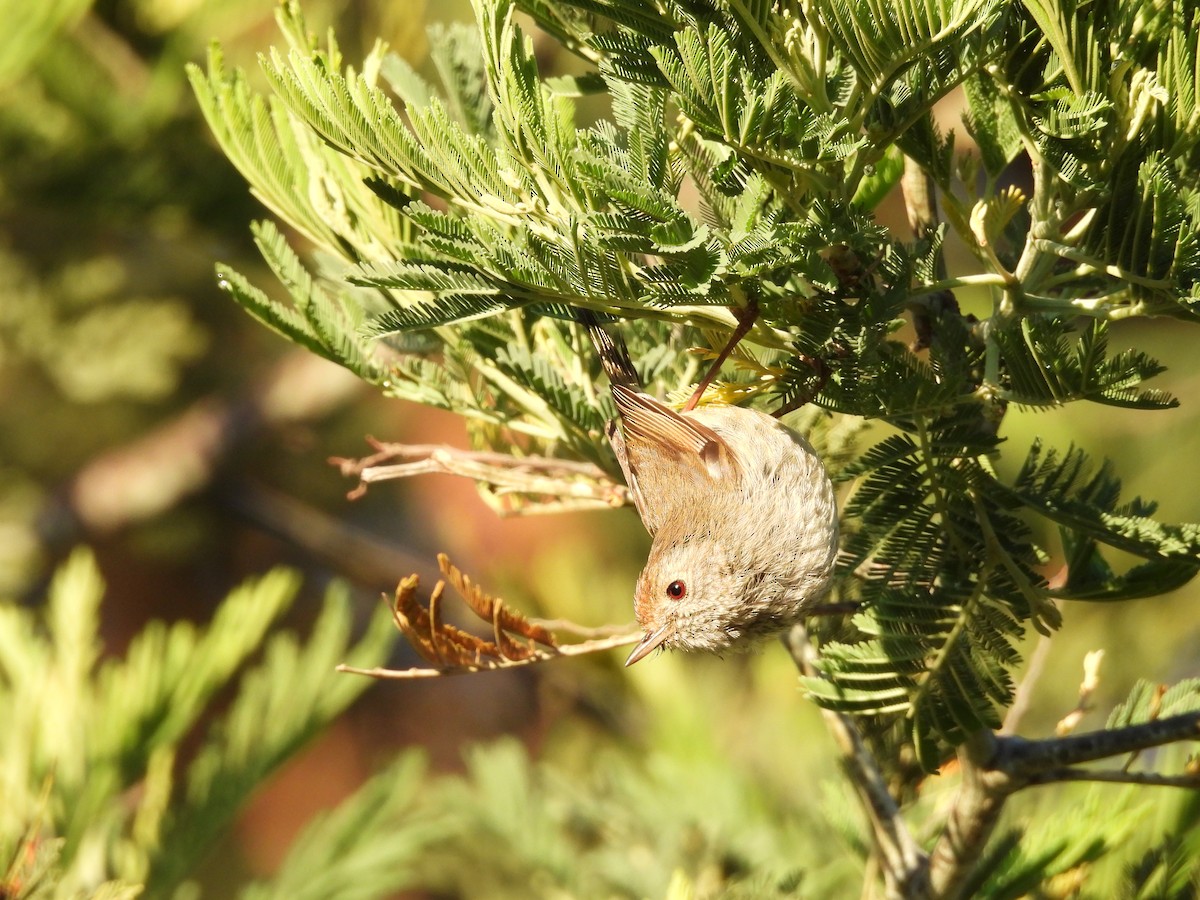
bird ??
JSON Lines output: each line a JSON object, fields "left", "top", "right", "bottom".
{"left": 584, "top": 316, "right": 840, "bottom": 665}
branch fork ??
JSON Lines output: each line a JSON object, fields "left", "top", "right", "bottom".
{"left": 786, "top": 626, "right": 1200, "bottom": 900}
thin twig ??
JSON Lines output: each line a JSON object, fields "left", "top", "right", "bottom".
{"left": 807, "top": 601, "right": 861, "bottom": 617}
{"left": 1023, "top": 768, "right": 1200, "bottom": 789}
{"left": 336, "top": 631, "right": 641, "bottom": 679}
{"left": 336, "top": 439, "right": 613, "bottom": 477}
{"left": 999, "top": 628, "right": 1055, "bottom": 735}
{"left": 1122, "top": 683, "right": 1166, "bottom": 773}
{"left": 528, "top": 618, "right": 639, "bottom": 638}
{"left": 332, "top": 439, "right": 628, "bottom": 511}
{"left": 683, "top": 296, "right": 758, "bottom": 411}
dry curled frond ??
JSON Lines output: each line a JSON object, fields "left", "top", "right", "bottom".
{"left": 437, "top": 553, "right": 557, "bottom": 648}
{"left": 391, "top": 575, "right": 502, "bottom": 667}
{"left": 390, "top": 574, "right": 437, "bottom": 661}
{"left": 339, "top": 556, "right": 639, "bottom": 679}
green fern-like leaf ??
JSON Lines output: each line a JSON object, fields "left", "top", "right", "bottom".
{"left": 810, "top": 408, "right": 1050, "bottom": 769}
{"left": 991, "top": 441, "right": 1200, "bottom": 565}
{"left": 361, "top": 294, "right": 517, "bottom": 334}
{"left": 0, "top": 550, "right": 397, "bottom": 896}
{"left": 1107, "top": 678, "right": 1200, "bottom": 729}
{"left": 240, "top": 754, "right": 445, "bottom": 900}
{"left": 1078, "top": 154, "right": 1200, "bottom": 304}
{"left": 148, "top": 583, "right": 395, "bottom": 894}
{"left": 992, "top": 318, "right": 1176, "bottom": 409}
{"left": 1052, "top": 529, "right": 1198, "bottom": 602}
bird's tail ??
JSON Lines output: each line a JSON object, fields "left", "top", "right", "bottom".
{"left": 577, "top": 309, "right": 640, "bottom": 390}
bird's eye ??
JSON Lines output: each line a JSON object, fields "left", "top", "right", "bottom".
{"left": 666, "top": 580, "right": 687, "bottom": 600}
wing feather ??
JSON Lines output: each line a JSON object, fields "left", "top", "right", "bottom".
{"left": 609, "top": 384, "right": 740, "bottom": 534}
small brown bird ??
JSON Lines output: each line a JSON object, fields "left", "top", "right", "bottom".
{"left": 587, "top": 321, "right": 840, "bottom": 665}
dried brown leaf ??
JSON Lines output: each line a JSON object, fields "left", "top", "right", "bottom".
{"left": 391, "top": 575, "right": 439, "bottom": 664}
{"left": 437, "top": 553, "right": 559, "bottom": 648}
{"left": 486, "top": 596, "right": 540, "bottom": 661}
{"left": 428, "top": 580, "right": 502, "bottom": 665}
{"left": 391, "top": 574, "right": 502, "bottom": 667}
{"left": 496, "top": 628, "right": 538, "bottom": 661}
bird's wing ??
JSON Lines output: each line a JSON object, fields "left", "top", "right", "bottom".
{"left": 609, "top": 384, "right": 740, "bottom": 534}
{"left": 605, "top": 418, "right": 652, "bottom": 527}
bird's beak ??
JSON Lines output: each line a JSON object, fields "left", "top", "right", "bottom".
{"left": 625, "top": 624, "right": 670, "bottom": 666}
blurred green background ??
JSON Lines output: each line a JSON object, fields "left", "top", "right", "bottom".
{"left": 2, "top": 0, "right": 1199, "bottom": 894}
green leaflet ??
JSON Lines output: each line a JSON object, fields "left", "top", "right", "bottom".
{"left": 0, "top": 550, "right": 397, "bottom": 896}
{"left": 990, "top": 441, "right": 1200, "bottom": 564}
{"left": 810, "top": 408, "right": 1036, "bottom": 769}
{"left": 992, "top": 318, "right": 1176, "bottom": 410}
{"left": 148, "top": 584, "right": 396, "bottom": 893}
{"left": 1108, "top": 678, "right": 1200, "bottom": 729}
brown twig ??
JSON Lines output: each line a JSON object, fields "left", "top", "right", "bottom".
{"left": 526, "top": 619, "right": 637, "bottom": 638}
{"left": 999, "top": 627, "right": 1055, "bottom": 735}
{"left": 1022, "top": 768, "right": 1200, "bottom": 789}
{"left": 683, "top": 297, "right": 759, "bottom": 411}
{"left": 773, "top": 353, "right": 832, "bottom": 418}
{"left": 337, "top": 632, "right": 641, "bottom": 679}
{"left": 331, "top": 438, "right": 628, "bottom": 513}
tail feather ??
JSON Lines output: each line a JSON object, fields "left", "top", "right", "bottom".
{"left": 577, "top": 309, "right": 640, "bottom": 390}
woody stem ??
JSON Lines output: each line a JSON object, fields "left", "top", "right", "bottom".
{"left": 682, "top": 298, "right": 760, "bottom": 411}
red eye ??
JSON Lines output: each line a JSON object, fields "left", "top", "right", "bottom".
{"left": 666, "top": 580, "right": 687, "bottom": 600}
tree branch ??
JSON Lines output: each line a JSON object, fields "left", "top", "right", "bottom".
{"left": 994, "top": 712, "right": 1200, "bottom": 777}
{"left": 901, "top": 155, "right": 941, "bottom": 243}
{"left": 331, "top": 439, "right": 629, "bottom": 514}
{"left": 928, "top": 732, "right": 1011, "bottom": 900}
{"left": 784, "top": 627, "right": 931, "bottom": 900}
{"left": 1023, "top": 768, "right": 1200, "bottom": 789}
{"left": 929, "top": 712, "right": 1200, "bottom": 898}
